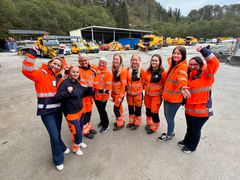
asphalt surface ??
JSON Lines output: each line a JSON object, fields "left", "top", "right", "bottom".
{"left": 0, "top": 46, "right": 239, "bottom": 180}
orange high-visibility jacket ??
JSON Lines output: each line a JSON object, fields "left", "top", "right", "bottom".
{"left": 94, "top": 67, "right": 112, "bottom": 101}
{"left": 145, "top": 70, "right": 166, "bottom": 97}
{"left": 162, "top": 60, "right": 188, "bottom": 103}
{"left": 127, "top": 68, "right": 145, "bottom": 96}
{"left": 185, "top": 53, "right": 219, "bottom": 117}
{"left": 112, "top": 67, "right": 127, "bottom": 96}
{"left": 79, "top": 64, "right": 96, "bottom": 88}
{"left": 22, "top": 53, "right": 62, "bottom": 115}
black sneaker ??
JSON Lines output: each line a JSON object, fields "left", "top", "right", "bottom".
{"left": 146, "top": 128, "right": 154, "bottom": 134}
{"left": 182, "top": 146, "right": 193, "bottom": 154}
{"left": 126, "top": 123, "right": 133, "bottom": 129}
{"left": 100, "top": 126, "right": 109, "bottom": 133}
{"left": 145, "top": 125, "right": 151, "bottom": 130}
{"left": 97, "top": 122, "right": 102, "bottom": 128}
{"left": 113, "top": 125, "right": 124, "bottom": 131}
{"left": 84, "top": 133, "right": 94, "bottom": 139}
{"left": 90, "top": 129, "right": 97, "bottom": 134}
{"left": 177, "top": 140, "right": 185, "bottom": 147}
{"left": 130, "top": 125, "right": 139, "bottom": 131}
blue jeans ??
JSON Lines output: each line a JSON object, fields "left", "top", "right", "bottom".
{"left": 41, "top": 111, "right": 67, "bottom": 166}
{"left": 164, "top": 100, "right": 182, "bottom": 136}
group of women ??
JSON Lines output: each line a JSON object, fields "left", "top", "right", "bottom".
{"left": 22, "top": 45, "right": 219, "bottom": 171}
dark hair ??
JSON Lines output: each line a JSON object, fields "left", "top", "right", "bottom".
{"left": 167, "top": 46, "right": 186, "bottom": 77}
{"left": 190, "top": 56, "right": 204, "bottom": 69}
{"left": 148, "top": 54, "right": 164, "bottom": 73}
{"left": 171, "top": 46, "right": 186, "bottom": 63}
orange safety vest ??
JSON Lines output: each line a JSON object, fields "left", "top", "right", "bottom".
{"left": 127, "top": 68, "right": 145, "bottom": 96}
{"left": 112, "top": 67, "right": 127, "bottom": 95}
{"left": 94, "top": 67, "right": 112, "bottom": 101}
{"left": 162, "top": 60, "right": 188, "bottom": 103}
{"left": 22, "top": 53, "right": 62, "bottom": 115}
{"left": 185, "top": 54, "right": 219, "bottom": 117}
{"left": 79, "top": 64, "right": 96, "bottom": 87}
{"left": 145, "top": 70, "right": 166, "bottom": 96}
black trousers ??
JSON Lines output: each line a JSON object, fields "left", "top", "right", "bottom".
{"left": 183, "top": 114, "right": 209, "bottom": 151}
{"left": 95, "top": 100, "right": 109, "bottom": 128}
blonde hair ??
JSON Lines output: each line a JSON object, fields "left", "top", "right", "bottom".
{"left": 112, "top": 53, "right": 123, "bottom": 76}
{"left": 47, "top": 57, "right": 63, "bottom": 71}
{"left": 68, "top": 65, "right": 80, "bottom": 81}
{"left": 129, "top": 54, "right": 142, "bottom": 78}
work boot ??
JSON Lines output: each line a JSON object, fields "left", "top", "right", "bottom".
{"left": 90, "top": 129, "right": 97, "bottom": 134}
{"left": 113, "top": 122, "right": 117, "bottom": 127}
{"left": 84, "top": 132, "right": 94, "bottom": 139}
{"left": 113, "top": 125, "right": 124, "bottom": 131}
{"left": 126, "top": 123, "right": 133, "bottom": 129}
{"left": 146, "top": 128, "right": 154, "bottom": 134}
{"left": 130, "top": 125, "right": 139, "bottom": 131}
{"left": 145, "top": 125, "right": 151, "bottom": 130}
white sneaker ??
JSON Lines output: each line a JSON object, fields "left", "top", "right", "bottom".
{"left": 64, "top": 148, "right": 70, "bottom": 155}
{"left": 73, "top": 149, "right": 83, "bottom": 156}
{"left": 80, "top": 142, "right": 87, "bottom": 148}
{"left": 56, "top": 164, "right": 64, "bottom": 171}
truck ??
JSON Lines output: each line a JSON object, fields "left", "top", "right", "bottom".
{"left": 185, "top": 36, "right": 198, "bottom": 46}
{"left": 138, "top": 35, "right": 162, "bottom": 51}
{"left": 171, "top": 37, "right": 185, "bottom": 45}
{"left": 71, "top": 42, "right": 88, "bottom": 54}
{"left": 0, "top": 37, "right": 17, "bottom": 52}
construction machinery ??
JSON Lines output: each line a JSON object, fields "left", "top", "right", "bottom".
{"left": 138, "top": 34, "right": 162, "bottom": 51}
{"left": 171, "top": 37, "right": 185, "bottom": 46}
{"left": 185, "top": 36, "right": 198, "bottom": 46}
{"left": 229, "top": 38, "right": 240, "bottom": 65}
{"left": 35, "top": 36, "right": 59, "bottom": 58}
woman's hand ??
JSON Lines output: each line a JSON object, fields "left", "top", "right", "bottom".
{"left": 181, "top": 86, "right": 191, "bottom": 99}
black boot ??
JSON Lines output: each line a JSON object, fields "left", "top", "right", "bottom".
{"left": 126, "top": 123, "right": 133, "bottom": 129}
{"left": 84, "top": 133, "right": 94, "bottom": 139}
{"left": 113, "top": 125, "right": 124, "bottom": 131}
{"left": 90, "top": 129, "right": 97, "bottom": 134}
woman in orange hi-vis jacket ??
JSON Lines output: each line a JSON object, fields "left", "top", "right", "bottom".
{"left": 158, "top": 46, "right": 188, "bottom": 141}
{"left": 144, "top": 54, "right": 166, "bottom": 134}
{"left": 94, "top": 57, "right": 112, "bottom": 133}
{"left": 178, "top": 46, "right": 219, "bottom": 153}
{"left": 78, "top": 53, "right": 97, "bottom": 139}
{"left": 22, "top": 46, "right": 69, "bottom": 171}
{"left": 111, "top": 54, "right": 127, "bottom": 131}
{"left": 126, "top": 54, "right": 145, "bottom": 131}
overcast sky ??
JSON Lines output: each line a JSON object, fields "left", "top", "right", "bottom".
{"left": 156, "top": 0, "right": 240, "bottom": 16}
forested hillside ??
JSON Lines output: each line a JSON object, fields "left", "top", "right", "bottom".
{"left": 0, "top": 0, "right": 239, "bottom": 38}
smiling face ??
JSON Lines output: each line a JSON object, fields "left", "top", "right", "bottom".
{"left": 78, "top": 56, "right": 89, "bottom": 68}
{"left": 172, "top": 48, "right": 182, "bottom": 62}
{"left": 189, "top": 59, "right": 200, "bottom": 71}
{"left": 49, "top": 59, "right": 62, "bottom": 73}
{"left": 113, "top": 55, "right": 121, "bottom": 68}
{"left": 98, "top": 60, "right": 107, "bottom": 70}
{"left": 151, "top": 56, "right": 160, "bottom": 70}
{"left": 69, "top": 67, "right": 80, "bottom": 80}
{"left": 131, "top": 55, "right": 140, "bottom": 70}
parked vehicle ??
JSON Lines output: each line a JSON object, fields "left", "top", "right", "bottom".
{"left": 64, "top": 44, "right": 72, "bottom": 55}
{"left": 35, "top": 37, "right": 59, "bottom": 58}
{"left": 71, "top": 42, "right": 88, "bottom": 54}
{"left": 185, "top": 36, "right": 198, "bottom": 46}
{"left": 138, "top": 34, "right": 162, "bottom": 51}
{"left": 84, "top": 42, "right": 99, "bottom": 53}
{"left": 118, "top": 38, "right": 140, "bottom": 49}
{"left": 230, "top": 38, "right": 240, "bottom": 66}
{"left": 0, "top": 38, "right": 17, "bottom": 52}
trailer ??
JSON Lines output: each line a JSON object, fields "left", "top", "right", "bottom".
{"left": 118, "top": 38, "right": 140, "bottom": 49}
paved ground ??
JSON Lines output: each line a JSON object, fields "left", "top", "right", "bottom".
{"left": 0, "top": 46, "right": 239, "bottom": 180}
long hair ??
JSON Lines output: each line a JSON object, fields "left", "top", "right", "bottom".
{"left": 147, "top": 54, "right": 164, "bottom": 73}
{"left": 129, "top": 54, "right": 142, "bottom": 78}
{"left": 112, "top": 53, "right": 123, "bottom": 77}
{"left": 167, "top": 46, "right": 186, "bottom": 77}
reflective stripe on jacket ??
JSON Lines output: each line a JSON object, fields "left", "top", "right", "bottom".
{"left": 22, "top": 53, "right": 62, "bottom": 115}
{"left": 144, "top": 70, "right": 166, "bottom": 96}
{"left": 127, "top": 68, "right": 145, "bottom": 96}
{"left": 185, "top": 53, "right": 219, "bottom": 117}
{"left": 162, "top": 60, "right": 188, "bottom": 103}
{"left": 112, "top": 67, "right": 127, "bottom": 95}
{"left": 94, "top": 67, "right": 112, "bottom": 101}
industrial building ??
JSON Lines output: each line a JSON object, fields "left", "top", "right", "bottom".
{"left": 69, "top": 25, "right": 152, "bottom": 43}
